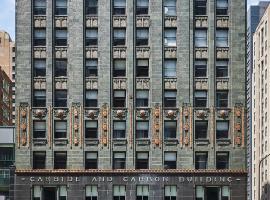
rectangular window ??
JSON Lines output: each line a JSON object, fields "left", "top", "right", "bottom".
{"left": 86, "top": 28, "right": 98, "bottom": 46}
{"left": 34, "top": 0, "right": 46, "bottom": 15}
{"left": 195, "top": 152, "right": 208, "bottom": 169}
{"left": 85, "top": 121, "right": 98, "bottom": 139}
{"left": 164, "top": 90, "right": 176, "bottom": 107}
{"left": 136, "top": 28, "right": 149, "bottom": 46}
{"left": 113, "top": 90, "right": 126, "bottom": 107}
{"left": 34, "top": 29, "right": 46, "bottom": 46}
{"left": 164, "top": 121, "right": 177, "bottom": 139}
{"left": 136, "top": 121, "right": 149, "bottom": 139}
{"left": 33, "top": 90, "right": 46, "bottom": 107}
{"left": 216, "top": 152, "right": 229, "bottom": 169}
{"left": 33, "top": 120, "right": 46, "bottom": 138}
{"left": 216, "top": 121, "right": 229, "bottom": 139}
{"left": 194, "top": 60, "right": 207, "bottom": 77}
{"left": 59, "top": 186, "right": 67, "bottom": 200}
{"left": 221, "top": 186, "right": 230, "bottom": 200}
{"left": 55, "top": 0, "right": 67, "bottom": 15}
{"left": 85, "top": 90, "right": 98, "bottom": 107}
{"left": 34, "top": 59, "right": 46, "bottom": 77}
{"left": 33, "top": 186, "right": 42, "bottom": 200}
{"left": 113, "top": 186, "right": 126, "bottom": 200}
{"left": 54, "top": 121, "right": 67, "bottom": 139}
{"left": 196, "top": 186, "right": 230, "bottom": 200}
{"left": 195, "top": 29, "right": 207, "bottom": 47}
{"left": 164, "top": 152, "right": 176, "bottom": 169}
{"left": 136, "top": 185, "right": 149, "bottom": 200}
{"left": 164, "top": 59, "right": 176, "bottom": 77}
{"left": 85, "top": 152, "right": 98, "bottom": 169}
{"left": 216, "top": 60, "right": 228, "bottom": 77}
{"left": 136, "top": 59, "right": 149, "bottom": 77}
{"left": 55, "top": 59, "right": 67, "bottom": 77}
{"left": 164, "top": 0, "right": 176, "bottom": 16}
{"left": 195, "top": 121, "right": 208, "bottom": 139}
{"left": 113, "top": 152, "right": 126, "bottom": 169}
{"left": 0, "top": 147, "right": 13, "bottom": 168}
{"left": 113, "top": 59, "right": 126, "bottom": 77}
{"left": 136, "top": 152, "right": 149, "bottom": 169}
{"left": 194, "top": 0, "right": 207, "bottom": 15}
{"left": 86, "top": 185, "right": 98, "bottom": 200}
{"left": 55, "top": 29, "right": 67, "bottom": 46}
{"left": 113, "top": 0, "right": 126, "bottom": 15}
{"left": 54, "top": 151, "right": 67, "bottom": 169}
{"left": 164, "top": 186, "right": 177, "bottom": 200}
{"left": 33, "top": 151, "right": 46, "bottom": 169}
{"left": 216, "top": 0, "right": 228, "bottom": 15}
{"left": 216, "top": 90, "right": 228, "bottom": 107}
{"left": 164, "top": 29, "right": 176, "bottom": 47}
{"left": 136, "top": 90, "right": 149, "bottom": 107}
{"left": 54, "top": 90, "right": 67, "bottom": 107}
{"left": 136, "top": 0, "right": 149, "bottom": 15}
{"left": 216, "top": 29, "right": 228, "bottom": 47}
{"left": 113, "top": 121, "right": 126, "bottom": 138}
{"left": 85, "top": 0, "right": 98, "bottom": 15}
{"left": 85, "top": 59, "right": 98, "bottom": 77}
{"left": 194, "top": 91, "right": 207, "bottom": 107}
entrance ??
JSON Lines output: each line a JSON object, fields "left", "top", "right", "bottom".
{"left": 205, "top": 187, "right": 219, "bottom": 200}
{"left": 43, "top": 187, "right": 56, "bottom": 200}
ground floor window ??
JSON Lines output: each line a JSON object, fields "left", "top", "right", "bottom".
{"left": 33, "top": 185, "right": 67, "bottom": 200}
{"left": 196, "top": 186, "right": 230, "bottom": 200}
{"left": 86, "top": 185, "right": 98, "bottom": 200}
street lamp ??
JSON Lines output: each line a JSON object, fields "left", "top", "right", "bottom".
{"left": 258, "top": 153, "right": 270, "bottom": 199}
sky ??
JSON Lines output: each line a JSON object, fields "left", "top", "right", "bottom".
{"left": 0, "top": 0, "right": 263, "bottom": 41}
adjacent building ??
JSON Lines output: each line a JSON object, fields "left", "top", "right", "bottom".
{"left": 13, "top": 0, "right": 246, "bottom": 199}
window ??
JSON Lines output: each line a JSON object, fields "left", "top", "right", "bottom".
{"left": 164, "top": 59, "right": 176, "bottom": 77}
{"left": 54, "top": 121, "right": 67, "bottom": 138}
{"left": 216, "top": 29, "right": 228, "bottom": 47}
{"left": 164, "top": 90, "right": 176, "bottom": 107}
{"left": 59, "top": 186, "right": 67, "bottom": 200}
{"left": 195, "top": 121, "right": 208, "bottom": 139}
{"left": 216, "top": 121, "right": 229, "bottom": 139}
{"left": 136, "top": 28, "right": 149, "bottom": 46}
{"left": 55, "top": 59, "right": 67, "bottom": 77}
{"left": 164, "top": 186, "right": 177, "bottom": 200}
{"left": 113, "top": 121, "right": 126, "bottom": 138}
{"left": 136, "top": 121, "right": 149, "bottom": 138}
{"left": 216, "top": 60, "right": 228, "bottom": 77}
{"left": 113, "top": 90, "right": 126, "bottom": 107}
{"left": 34, "top": 29, "right": 46, "bottom": 46}
{"left": 55, "top": 0, "right": 67, "bottom": 15}
{"left": 216, "top": 152, "right": 229, "bottom": 169}
{"left": 195, "top": 152, "right": 208, "bottom": 169}
{"left": 113, "top": 0, "right": 126, "bottom": 15}
{"left": 34, "top": 59, "right": 46, "bottom": 77}
{"left": 85, "top": 90, "right": 98, "bottom": 107}
{"left": 195, "top": 29, "right": 207, "bottom": 47}
{"left": 0, "top": 147, "right": 13, "bottom": 168}
{"left": 196, "top": 186, "right": 230, "bottom": 200}
{"left": 33, "top": 120, "right": 46, "bottom": 138}
{"left": 55, "top": 29, "right": 67, "bottom": 46}
{"left": 54, "top": 151, "right": 67, "bottom": 169}
{"left": 136, "top": 59, "right": 149, "bottom": 77}
{"left": 164, "top": 121, "right": 177, "bottom": 139}
{"left": 113, "top": 152, "right": 126, "bottom": 169}
{"left": 86, "top": 28, "right": 98, "bottom": 46}
{"left": 136, "top": 152, "right": 149, "bottom": 169}
{"left": 194, "top": 60, "right": 207, "bottom": 77}
{"left": 113, "top": 59, "right": 126, "bottom": 77}
{"left": 216, "top": 90, "right": 228, "bottom": 107}
{"left": 33, "top": 151, "right": 46, "bottom": 169}
{"left": 85, "top": 59, "right": 98, "bottom": 77}
{"left": 136, "top": 185, "right": 149, "bottom": 200}
{"left": 54, "top": 90, "right": 67, "bottom": 107}
{"left": 86, "top": 185, "right": 98, "bottom": 200}
{"left": 194, "top": 91, "right": 207, "bottom": 107}
{"left": 164, "top": 0, "right": 176, "bottom": 16}
{"left": 216, "top": 0, "right": 228, "bottom": 15}
{"left": 33, "top": 186, "right": 42, "bottom": 200}
{"left": 85, "top": 0, "right": 98, "bottom": 15}
{"left": 85, "top": 121, "right": 98, "bottom": 139}
{"left": 85, "top": 152, "right": 98, "bottom": 169}
{"left": 136, "top": 0, "right": 149, "bottom": 15}
{"left": 136, "top": 90, "right": 149, "bottom": 107}
{"left": 34, "top": 0, "right": 46, "bottom": 15}
{"left": 164, "top": 29, "right": 176, "bottom": 47}
{"left": 113, "top": 186, "right": 126, "bottom": 200}
{"left": 164, "top": 152, "right": 176, "bottom": 169}
{"left": 33, "top": 90, "right": 46, "bottom": 107}
{"left": 194, "top": 0, "right": 207, "bottom": 15}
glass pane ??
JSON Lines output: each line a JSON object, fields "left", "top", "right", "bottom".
{"left": 165, "top": 152, "right": 176, "bottom": 161}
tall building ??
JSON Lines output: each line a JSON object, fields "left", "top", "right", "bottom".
{"left": 0, "top": 31, "right": 16, "bottom": 124}
{"left": 252, "top": 5, "right": 270, "bottom": 200}
{"left": 13, "top": 0, "right": 246, "bottom": 199}
{"left": 246, "top": 2, "right": 270, "bottom": 200}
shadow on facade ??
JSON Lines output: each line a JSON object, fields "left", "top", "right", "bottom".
{"left": 261, "top": 182, "right": 270, "bottom": 199}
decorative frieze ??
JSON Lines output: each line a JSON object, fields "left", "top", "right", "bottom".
{"left": 53, "top": 109, "right": 69, "bottom": 120}
{"left": 216, "top": 48, "right": 229, "bottom": 59}
{"left": 164, "top": 16, "right": 177, "bottom": 27}
{"left": 113, "top": 47, "right": 126, "bottom": 58}
{"left": 195, "top": 109, "right": 209, "bottom": 120}
{"left": 195, "top": 78, "right": 208, "bottom": 90}
{"left": 85, "top": 109, "right": 99, "bottom": 120}
{"left": 71, "top": 103, "right": 82, "bottom": 147}
{"left": 55, "top": 77, "right": 67, "bottom": 90}
{"left": 33, "top": 78, "right": 46, "bottom": 90}
{"left": 32, "top": 108, "right": 47, "bottom": 119}
{"left": 233, "top": 104, "right": 245, "bottom": 147}
{"left": 17, "top": 103, "right": 31, "bottom": 148}
{"left": 86, "top": 47, "right": 98, "bottom": 59}
{"left": 101, "top": 104, "right": 109, "bottom": 146}
{"left": 164, "top": 47, "right": 177, "bottom": 58}
{"left": 55, "top": 47, "right": 67, "bottom": 59}
{"left": 195, "top": 16, "right": 208, "bottom": 28}
{"left": 112, "top": 109, "right": 127, "bottom": 120}
{"left": 216, "top": 16, "right": 229, "bottom": 28}
{"left": 136, "top": 47, "right": 150, "bottom": 58}
{"left": 34, "top": 47, "right": 46, "bottom": 58}
{"left": 136, "top": 109, "right": 150, "bottom": 120}
{"left": 136, "top": 78, "right": 150, "bottom": 89}
{"left": 180, "top": 105, "right": 192, "bottom": 147}
{"left": 152, "top": 104, "right": 161, "bottom": 146}
{"left": 85, "top": 78, "right": 98, "bottom": 90}
{"left": 164, "top": 78, "right": 177, "bottom": 90}
{"left": 55, "top": 16, "right": 67, "bottom": 28}
{"left": 113, "top": 16, "right": 127, "bottom": 27}
{"left": 164, "top": 110, "right": 177, "bottom": 120}
{"left": 136, "top": 16, "right": 150, "bottom": 27}
{"left": 113, "top": 78, "right": 127, "bottom": 90}
{"left": 86, "top": 16, "right": 98, "bottom": 27}
{"left": 216, "top": 78, "right": 229, "bottom": 90}
{"left": 217, "top": 109, "right": 230, "bottom": 119}
{"left": 34, "top": 16, "right": 46, "bottom": 28}
{"left": 195, "top": 48, "right": 208, "bottom": 59}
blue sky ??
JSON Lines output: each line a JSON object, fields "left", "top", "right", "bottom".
{"left": 0, "top": 0, "right": 262, "bottom": 41}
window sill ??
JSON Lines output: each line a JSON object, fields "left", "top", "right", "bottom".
{"left": 195, "top": 138, "right": 210, "bottom": 146}
{"left": 113, "top": 139, "right": 127, "bottom": 146}
{"left": 85, "top": 138, "right": 99, "bottom": 146}
{"left": 33, "top": 138, "right": 47, "bottom": 146}
{"left": 54, "top": 138, "right": 68, "bottom": 145}
{"left": 136, "top": 138, "right": 150, "bottom": 145}
{"left": 216, "top": 138, "right": 231, "bottom": 146}
{"left": 164, "top": 138, "right": 178, "bottom": 145}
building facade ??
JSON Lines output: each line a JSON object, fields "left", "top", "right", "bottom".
{"left": 13, "top": 0, "right": 246, "bottom": 199}
{"left": 246, "top": 2, "right": 270, "bottom": 200}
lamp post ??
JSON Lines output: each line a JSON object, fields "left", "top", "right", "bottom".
{"left": 258, "top": 153, "right": 270, "bottom": 199}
